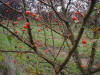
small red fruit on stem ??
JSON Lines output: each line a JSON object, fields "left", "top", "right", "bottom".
{"left": 72, "top": 16, "right": 77, "bottom": 21}
{"left": 26, "top": 11, "right": 30, "bottom": 15}
{"left": 21, "top": 52, "right": 23, "bottom": 55}
{"left": 17, "top": 17, "right": 21, "bottom": 21}
{"left": 5, "top": 10, "right": 9, "bottom": 13}
{"left": 35, "top": 17, "right": 39, "bottom": 21}
{"left": 82, "top": 38, "right": 87, "bottom": 44}
{"left": 20, "top": 46, "right": 23, "bottom": 48}
{"left": 22, "top": 29, "right": 26, "bottom": 31}
{"left": 13, "top": 21, "right": 18, "bottom": 25}
{"left": 81, "top": 65, "right": 85, "bottom": 68}
{"left": 38, "top": 29, "right": 41, "bottom": 32}
{"left": 15, "top": 31, "right": 18, "bottom": 34}
{"left": 45, "top": 49, "right": 49, "bottom": 53}
{"left": 32, "top": 45, "right": 34, "bottom": 47}
{"left": 75, "top": 11, "right": 79, "bottom": 15}
{"left": 37, "top": 43, "right": 41, "bottom": 46}
{"left": 32, "top": 13, "right": 36, "bottom": 17}
{"left": 25, "top": 22, "right": 30, "bottom": 26}
{"left": 6, "top": 1, "right": 10, "bottom": 6}
{"left": 17, "top": 52, "right": 19, "bottom": 56}
{"left": 22, "top": 25, "right": 28, "bottom": 29}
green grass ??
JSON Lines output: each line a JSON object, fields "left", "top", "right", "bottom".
{"left": 0, "top": 20, "right": 100, "bottom": 75}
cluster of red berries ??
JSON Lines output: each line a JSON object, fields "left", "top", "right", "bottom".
{"left": 72, "top": 11, "right": 80, "bottom": 24}
{"left": 17, "top": 52, "right": 23, "bottom": 56}
{"left": 32, "top": 40, "right": 41, "bottom": 47}
{"left": 14, "top": 17, "right": 22, "bottom": 34}
{"left": 26, "top": 11, "right": 39, "bottom": 21}
{"left": 22, "top": 21, "right": 30, "bottom": 32}
{"left": 15, "top": 51, "right": 23, "bottom": 64}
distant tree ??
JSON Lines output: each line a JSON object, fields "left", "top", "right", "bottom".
{"left": 0, "top": 0, "right": 22, "bottom": 20}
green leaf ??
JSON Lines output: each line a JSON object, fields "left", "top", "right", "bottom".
{"left": 96, "top": 3, "right": 100, "bottom": 8}
{"left": 36, "top": 66, "right": 39, "bottom": 74}
{"left": 95, "top": 34, "right": 100, "bottom": 39}
{"left": 36, "top": 59, "right": 39, "bottom": 74}
{"left": 97, "top": 9, "right": 100, "bottom": 12}
{"left": 20, "top": 53, "right": 23, "bottom": 59}
{"left": 91, "top": 10, "right": 96, "bottom": 16}
{"left": 0, "top": 53, "right": 3, "bottom": 62}
{"left": 4, "top": 35, "right": 10, "bottom": 46}
{"left": 7, "top": 35, "right": 12, "bottom": 43}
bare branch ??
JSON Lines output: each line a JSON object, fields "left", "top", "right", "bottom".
{"left": 0, "top": 0, "right": 22, "bottom": 14}
{"left": 55, "top": 0, "right": 97, "bottom": 74}
{"left": 0, "top": 23, "right": 55, "bottom": 67}
{"left": 0, "top": 50, "right": 33, "bottom": 53}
